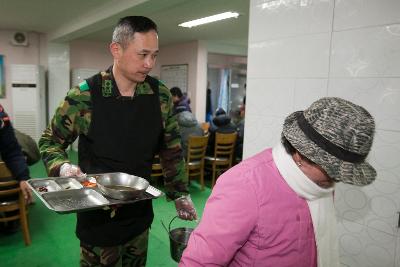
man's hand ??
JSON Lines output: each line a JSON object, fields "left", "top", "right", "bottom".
{"left": 59, "top": 163, "right": 86, "bottom": 178}
{"left": 19, "top": 181, "right": 32, "bottom": 204}
{"left": 174, "top": 195, "right": 197, "bottom": 221}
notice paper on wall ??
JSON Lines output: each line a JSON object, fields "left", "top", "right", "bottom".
{"left": 160, "top": 64, "right": 188, "bottom": 93}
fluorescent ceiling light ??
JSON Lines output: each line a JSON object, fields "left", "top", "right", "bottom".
{"left": 179, "top": 11, "right": 239, "bottom": 28}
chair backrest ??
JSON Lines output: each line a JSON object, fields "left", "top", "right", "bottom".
{"left": 214, "top": 132, "right": 237, "bottom": 164}
{"left": 0, "top": 162, "right": 31, "bottom": 246}
{"left": 0, "top": 161, "right": 20, "bottom": 201}
{"left": 187, "top": 135, "right": 209, "bottom": 163}
{"left": 0, "top": 181, "right": 20, "bottom": 198}
{"left": 0, "top": 161, "right": 12, "bottom": 178}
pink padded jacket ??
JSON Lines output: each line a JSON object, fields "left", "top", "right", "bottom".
{"left": 180, "top": 148, "right": 317, "bottom": 267}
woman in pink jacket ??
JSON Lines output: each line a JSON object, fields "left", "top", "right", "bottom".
{"left": 180, "top": 97, "right": 376, "bottom": 267}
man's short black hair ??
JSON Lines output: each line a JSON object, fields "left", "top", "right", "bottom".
{"left": 170, "top": 87, "right": 183, "bottom": 98}
{"left": 112, "top": 16, "right": 158, "bottom": 48}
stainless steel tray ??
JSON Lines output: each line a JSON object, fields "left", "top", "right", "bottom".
{"left": 41, "top": 188, "right": 109, "bottom": 213}
{"left": 28, "top": 173, "right": 164, "bottom": 214}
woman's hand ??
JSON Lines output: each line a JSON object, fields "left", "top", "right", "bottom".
{"left": 19, "top": 180, "right": 33, "bottom": 204}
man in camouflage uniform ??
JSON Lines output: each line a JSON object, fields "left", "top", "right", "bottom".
{"left": 39, "top": 16, "right": 197, "bottom": 267}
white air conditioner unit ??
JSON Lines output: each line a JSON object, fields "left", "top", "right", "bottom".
{"left": 11, "top": 32, "right": 29, "bottom": 46}
{"left": 11, "top": 64, "right": 46, "bottom": 142}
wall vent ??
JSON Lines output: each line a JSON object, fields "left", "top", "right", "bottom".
{"left": 11, "top": 32, "right": 29, "bottom": 46}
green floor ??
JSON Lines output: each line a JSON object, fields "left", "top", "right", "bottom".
{"left": 0, "top": 151, "right": 211, "bottom": 267}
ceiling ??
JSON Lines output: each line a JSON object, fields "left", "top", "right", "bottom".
{"left": 0, "top": 0, "right": 249, "bottom": 51}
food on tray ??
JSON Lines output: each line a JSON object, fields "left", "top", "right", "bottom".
{"left": 81, "top": 180, "right": 97, "bottom": 187}
{"left": 37, "top": 186, "right": 48, "bottom": 192}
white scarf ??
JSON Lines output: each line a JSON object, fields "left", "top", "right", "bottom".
{"left": 272, "top": 143, "right": 339, "bottom": 267}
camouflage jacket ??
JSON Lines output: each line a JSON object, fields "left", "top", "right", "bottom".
{"left": 39, "top": 70, "right": 188, "bottom": 200}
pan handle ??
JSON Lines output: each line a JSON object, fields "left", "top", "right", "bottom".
{"left": 168, "top": 215, "right": 180, "bottom": 233}
{"left": 160, "top": 215, "right": 179, "bottom": 238}
{"left": 161, "top": 219, "right": 171, "bottom": 238}
{"left": 162, "top": 215, "right": 198, "bottom": 237}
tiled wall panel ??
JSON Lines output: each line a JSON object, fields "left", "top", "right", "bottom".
{"left": 334, "top": 0, "right": 400, "bottom": 31}
{"left": 330, "top": 25, "right": 400, "bottom": 78}
{"left": 247, "top": 0, "right": 400, "bottom": 265}
{"left": 249, "top": 0, "right": 334, "bottom": 42}
{"left": 247, "top": 33, "right": 331, "bottom": 78}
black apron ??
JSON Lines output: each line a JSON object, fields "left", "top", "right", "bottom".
{"left": 77, "top": 71, "right": 163, "bottom": 246}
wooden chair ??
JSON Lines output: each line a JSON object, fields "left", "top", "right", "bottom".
{"left": 0, "top": 162, "right": 31, "bottom": 246}
{"left": 186, "top": 135, "right": 209, "bottom": 190}
{"left": 150, "top": 155, "right": 163, "bottom": 185}
{"left": 204, "top": 132, "right": 237, "bottom": 188}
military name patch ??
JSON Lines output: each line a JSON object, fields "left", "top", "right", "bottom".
{"left": 102, "top": 80, "right": 113, "bottom": 97}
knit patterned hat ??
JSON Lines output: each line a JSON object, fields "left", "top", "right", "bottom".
{"left": 282, "top": 97, "right": 376, "bottom": 186}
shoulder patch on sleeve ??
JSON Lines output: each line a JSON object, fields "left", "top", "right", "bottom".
{"left": 158, "top": 80, "right": 166, "bottom": 87}
{"left": 158, "top": 82, "right": 171, "bottom": 95}
{"left": 78, "top": 81, "right": 90, "bottom": 91}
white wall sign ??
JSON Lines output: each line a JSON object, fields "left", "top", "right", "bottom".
{"left": 160, "top": 64, "right": 188, "bottom": 92}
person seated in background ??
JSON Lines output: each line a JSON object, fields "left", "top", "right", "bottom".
{"left": 170, "top": 87, "right": 192, "bottom": 114}
{"left": 235, "top": 95, "right": 246, "bottom": 161}
{"left": 240, "top": 95, "right": 246, "bottom": 119}
{"left": 235, "top": 127, "right": 244, "bottom": 161}
{"left": 227, "top": 107, "right": 244, "bottom": 162}
{"left": 205, "top": 83, "right": 212, "bottom": 123}
{"left": 14, "top": 129, "right": 40, "bottom": 166}
{"left": 206, "top": 108, "right": 237, "bottom": 156}
{"left": 176, "top": 111, "right": 204, "bottom": 158}
{"left": 0, "top": 129, "right": 40, "bottom": 167}
{"left": 0, "top": 104, "right": 33, "bottom": 234}
{"left": 180, "top": 97, "right": 377, "bottom": 267}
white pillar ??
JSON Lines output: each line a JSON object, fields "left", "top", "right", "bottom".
{"left": 47, "top": 42, "right": 70, "bottom": 122}
{"left": 194, "top": 41, "right": 208, "bottom": 122}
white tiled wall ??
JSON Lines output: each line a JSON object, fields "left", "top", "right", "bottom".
{"left": 333, "top": 0, "right": 400, "bottom": 31}
{"left": 330, "top": 25, "right": 400, "bottom": 78}
{"left": 246, "top": 0, "right": 400, "bottom": 265}
{"left": 247, "top": 33, "right": 331, "bottom": 78}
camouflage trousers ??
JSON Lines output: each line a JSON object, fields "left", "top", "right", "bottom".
{"left": 80, "top": 229, "right": 149, "bottom": 267}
